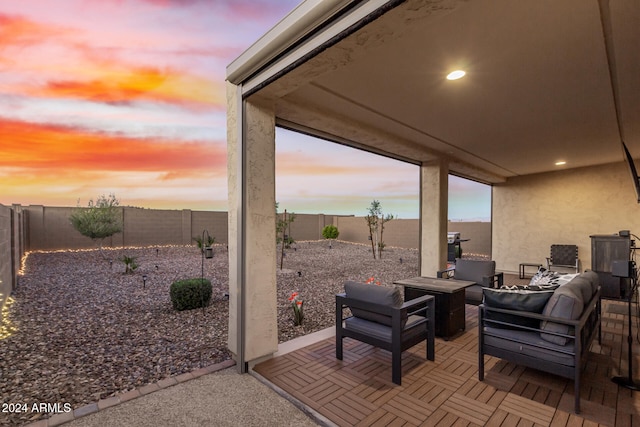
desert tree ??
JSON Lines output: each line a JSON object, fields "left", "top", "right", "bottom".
{"left": 276, "top": 202, "right": 296, "bottom": 270}
{"left": 364, "top": 200, "right": 395, "bottom": 259}
{"left": 69, "top": 193, "right": 123, "bottom": 257}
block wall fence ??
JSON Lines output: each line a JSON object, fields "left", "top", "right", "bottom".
{"left": 0, "top": 205, "right": 25, "bottom": 312}
{"left": 0, "top": 203, "right": 490, "bottom": 309}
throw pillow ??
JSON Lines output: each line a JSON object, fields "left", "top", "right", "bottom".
{"left": 529, "top": 268, "right": 561, "bottom": 288}
{"left": 483, "top": 287, "right": 555, "bottom": 329}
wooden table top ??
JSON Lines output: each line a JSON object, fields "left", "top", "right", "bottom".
{"left": 394, "top": 276, "right": 477, "bottom": 293}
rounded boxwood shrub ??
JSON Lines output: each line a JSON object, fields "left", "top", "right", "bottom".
{"left": 322, "top": 224, "right": 339, "bottom": 240}
{"left": 170, "top": 278, "right": 212, "bottom": 311}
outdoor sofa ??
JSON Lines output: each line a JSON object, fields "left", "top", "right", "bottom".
{"left": 478, "top": 270, "right": 601, "bottom": 414}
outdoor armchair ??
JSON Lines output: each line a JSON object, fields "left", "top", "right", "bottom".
{"left": 336, "top": 281, "right": 435, "bottom": 385}
{"left": 546, "top": 244, "right": 580, "bottom": 273}
{"left": 437, "top": 259, "right": 504, "bottom": 305}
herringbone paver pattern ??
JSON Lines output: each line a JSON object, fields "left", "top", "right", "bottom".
{"left": 255, "top": 298, "right": 640, "bottom": 427}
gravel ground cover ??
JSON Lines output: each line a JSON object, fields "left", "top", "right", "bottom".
{"left": 1, "top": 240, "right": 425, "bottom": 426}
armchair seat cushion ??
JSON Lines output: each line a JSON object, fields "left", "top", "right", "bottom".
{"left": 344, "top": 315, "right": 425, "bottom": 342}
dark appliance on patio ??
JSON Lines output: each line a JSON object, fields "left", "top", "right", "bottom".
{"left": 590, "top": 232, "right": 634, "bottom": 299}
{"left": 447, "top": 232, "right": 469, "bottom": 262}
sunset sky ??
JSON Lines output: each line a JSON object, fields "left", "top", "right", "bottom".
{"left": 0, "top": 0, "right": 490, "bottom": 220}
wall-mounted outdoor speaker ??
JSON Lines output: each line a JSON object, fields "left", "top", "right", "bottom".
{"left": 612, "top": 260, "right": 634, "bottom": 278}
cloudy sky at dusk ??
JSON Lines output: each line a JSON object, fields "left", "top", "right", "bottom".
{"left": 0, "top": 0, "right": 490, "bottom": 220}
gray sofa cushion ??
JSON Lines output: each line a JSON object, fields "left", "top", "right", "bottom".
{"left": 580, "top": 270, "right": 600, "bottom": 295}
{"left": 484, "top": 327, "right": 575, "bottom": 366}
{"left": 540, "top": 283, "right": 584, "bottom": 345}
{"left": 563, "top": 276, "right": 592, "bottom": 304}
{"left": 483, "top": 287, "right": 555, "bottom": 329}
{"left": 344, "top": 281, "right": 404, "bottom": 327}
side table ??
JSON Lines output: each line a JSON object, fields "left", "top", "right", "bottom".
{"left": 519, "top": 262, "right": 542, "bottom": 279}
{"left": 394, "top": 276, "right": 476, "bottom": 340}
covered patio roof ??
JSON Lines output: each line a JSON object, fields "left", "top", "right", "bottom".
{"left": 224, "top": 0, "right": 639, "bottom": 373}
{"left": 228, "top": 0, "right": 639, "bottom": 184}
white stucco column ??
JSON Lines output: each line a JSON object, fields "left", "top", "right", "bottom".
{"left": 420, "top": 159, "right": 449, "bottom": 276}
{"left": 227, "top": 82, "right": 278, "bottom": 371}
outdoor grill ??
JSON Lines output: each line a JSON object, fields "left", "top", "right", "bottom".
{"left": 447, "top": 232, "right": 469, "bottom": 262}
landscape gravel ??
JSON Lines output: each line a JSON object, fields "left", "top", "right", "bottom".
{"left": 1, "top": 240, "right": 428, "bottom": 426}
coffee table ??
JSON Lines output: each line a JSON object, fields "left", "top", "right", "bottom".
{"left": 394, "top": 276, "right": 476, "bottom": 340}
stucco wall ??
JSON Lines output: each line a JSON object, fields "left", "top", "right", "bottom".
{"left": 493, "top": 161, "right": 640, "bottom": 274}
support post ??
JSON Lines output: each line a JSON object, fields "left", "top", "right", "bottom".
{"left": 419, "top": 159, "right": 449, "bottom": 276}
{"left": 227, "top": 83, "right": 278, "bottom": 372}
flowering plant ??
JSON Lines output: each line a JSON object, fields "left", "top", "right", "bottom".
{"left": 365, "top": 276, "right": 381, "bottom": 285}
{"left": 288, "top": 291, "right": 304, "bottom": 326}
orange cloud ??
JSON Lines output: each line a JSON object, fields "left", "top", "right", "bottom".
{"left": 0, "top": 117, "right": 225, "bottom": 174}
{"left": 26, "top": 65, "right": 221, "bottom": 111}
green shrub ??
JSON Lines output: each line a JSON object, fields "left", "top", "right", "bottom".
{"left": 322, "top": 225, "right": 339, "bottom": 240}
{"left": 120, "top": 255, "right": 138, "bottom": 274}
{"left": 170, "top": 278, "right": 212, "bottom": 311}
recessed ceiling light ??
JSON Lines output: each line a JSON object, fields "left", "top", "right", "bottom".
{"left": 555, "top": 161, "right": 567, "bottom": 166}
{"left": 446, "top": 70, "right": 466, "bottom": 80}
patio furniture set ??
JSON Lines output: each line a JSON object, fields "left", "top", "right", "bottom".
{"left": 335, "top": 254, "right": 602, "bottom": 414}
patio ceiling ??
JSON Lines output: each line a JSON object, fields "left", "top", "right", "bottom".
{"left": 229, "top": 0, "right": 639, "bottom": 184}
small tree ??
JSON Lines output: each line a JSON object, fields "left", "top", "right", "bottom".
{"left": 365, "top": 200, "right": 382, "bottom": 259}
{"left": 322, "top": 225, "right": 339, "bottom": 248}
{"left": 364, "top": 200, "right": 395, "bottom": 259}
{"left": 378, "top": 212, "right": 395, "bottom": 259}
{"left": 276, "top": 203, "right": 296, "bottom": 270}
{"left": 69, "top": 194, "right": 123, "bottom": 257}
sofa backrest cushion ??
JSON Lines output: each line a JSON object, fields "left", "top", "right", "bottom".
{"left": 580, "top": 270, "right": 600, "bottom": 295}
{"left": 483, "top": 287, "right": 555, "bottom": 329}
{"left": 454, "top": 259, "right": 495, "bottom": 284}
{"left": 540, "top": 284, "right": 584, "bottom": 345}
{"left": 563, "top": 275, "right": 592, "bottom": 304}
{"left": 344, "top": 281, "right": 404, "bottom": 327}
